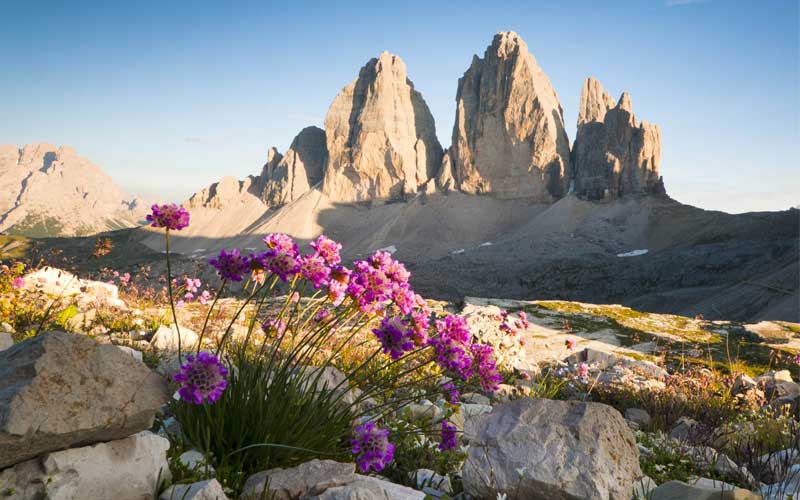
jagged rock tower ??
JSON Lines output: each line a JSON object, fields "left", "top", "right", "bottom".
{"left": 572, "top": 77, "right": 664, "bottom": 200}
{"left": 450, "top": 31, "right": 571, "bottom": 200}
{"left": 322, "top": 52, "right": 443, "bottom": 202}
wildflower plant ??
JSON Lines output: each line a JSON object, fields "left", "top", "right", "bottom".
{"left": 148, "top": 206, "right": 502, "bottom": 492}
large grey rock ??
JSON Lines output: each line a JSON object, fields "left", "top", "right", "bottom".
{"left": 572, "top": 77, "right": 664, "bottom": 200}
{"left": 150, "top": 323, "right": 199, "bottom": 351}
{"left": 0, "top": 431, "right": 171, "bottom": 500}
{"left": 240, "top": 459, "right": 356, "bottom": 500}
{"left": 650, "top": 480, "right": 761, "bottom": 500}
{"left": 0, "top": 332, "right": 12, "bottom": 351}
{"left": 462, "top": 398, "right": 641, "bottom": 499}
{"left": 0, "top": 331, "right": 169, "bottom": 468}
{"left": 625, "top": 408, "right": 652, "bottom": 428}
{"left": 0, "top": 143, "right": 146, "bottom": 236}
{"left": 306, "top": 474, "right": 425, "bottom": 500}
{"left": 756, "top": 370, "right": 800, "bottom": 399}
{"left": 160, "top": 479, "right": 228, "bottom": 500}
{"left": 322, "top": 51, "right": 443, "bottom": 202}
{"left": 260, "top": 126, "right": 328, "bottom": 206}
{"left": 451, "top": 31, "right": 571, "bottom": 200}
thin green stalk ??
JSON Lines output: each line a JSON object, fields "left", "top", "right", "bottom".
{"left": 195, "top": 278, "right": 228, "bottom": 354}
{"left": 164, "top": 229, "right": 182, "bottom": 360}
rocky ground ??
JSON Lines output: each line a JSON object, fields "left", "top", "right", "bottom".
{"left": 1, "top": 266, "right": 798, "bottom": 499}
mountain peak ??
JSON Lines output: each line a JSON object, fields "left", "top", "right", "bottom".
{"left": 322, "top": 52, "right": 442, "bottom": 202}
{"left": 450, "top": 31, "right": 571, "bottom": 200}
{"left": 0, "top": 143, "right": 144, "bottom": 236}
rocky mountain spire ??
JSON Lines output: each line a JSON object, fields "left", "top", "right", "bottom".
{"left": 322, "top": 52, "right": 443, "bottom": 202}
{"left": 261, "top": 126, "right": 327, "bottom": 206}
{"left": 572, "top": 78, "right": 664, "bottom": 200}
{"left": 189, "top": 127, "right": 327, "bottom": 210}
{"left": 450, "top": 31, "right": 571, "bottom": 200}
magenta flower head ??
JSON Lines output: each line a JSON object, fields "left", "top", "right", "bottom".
{"left": 565, "top": 338, "right": 575, "bottom": 350}
{"left": 441, "top": 381, "right": 459, "bottom": 404}
{"left": 470, "top": 343, "right": 503, "bottom": 392}
{"left": 147, "top": 203, "right": 190, "bottom": 230}
{"left": 351, "top": 422, "right": 394, "bottom": 473}
{"left": 439, "top": 421, "right": 458, "bottom": 451}
{"left": 209, "top": 248, "right": 250, "bottom": 282}
{"left": 795, "top": 352, "right": 800, "bottom": 366}
{"left": 11, "top": 276, "right": 25, "bottom": 289}
{"left": 263, "top": 233, "right": 299, "bottom": 257}
{"left": 577, "top": 362, "right": 590, "bottom": 379}
{"left": 173, "top": 352, "right": 229, "bottom": 404}
{"left": 373, "top": 316, "right": 415, "bottom": 360}
{"left": 298, "top": 254, "right": 330, "bottom": 288}
{"left": 429, "top": 315, "right": 473, "bottom": 379}
{"left": 264, "top": 249, "right": 300, "bottom": 282}
{"left": 310, "top": 234, "right": 342, "bottom": 266}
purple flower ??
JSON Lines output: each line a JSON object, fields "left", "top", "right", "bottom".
{"left": 442, "top": 382, "right": 459, "bottom": 404}
{"left": 470, "top": 344, "right": 503, "bottom": 392}
{"left": 429, "top": 315, "right": 473, "bottom": 380}
{"left": 348, "top": 259, "right": 392, "bottom": 313}
{"left": 392, "top": 286, "right": 418, "bottom": 315}
{"left": 577, "top": 362, "right": 589, "bottom": 379}
{"left": 351, "top": 422, "right": 394, "bottom": 473}
{"left": 327, "top": 279, "right": 347, "bottom": 306}
{"left": 313, "top": 309, "right": 332, "bottom": 323}
{"left": 209, "top": 249, "right": 250, "bottom": 282}
{"left": 146, "top": 203, "right": 190, "bottom": 230}
{"left": 408, "top": 309, "right": 430, "bottom": 346}
{"left": 439, "top": 421, "right": 458, "bottom": 451}
{"left": 373, "top": 316, "right": 415, "bottom": 360}
{"left": 264, "top": 250, "right": 300, "bottom": 282}
{"left": 794, "top": 352, "right": 800, "bottom": 366}
{"left": 310, "top": 234, "right": 342, "bottom": 266}
{"left": 261, "top": 318, "right": 287, "bottom": 337}
{"left": 263, "top": 233, "right": 299, "bottom": 257}
{"left": 298, "top": 254, "right": 330, "bottom": 288}
{"left": 173, "top": 352, "right": 229, "bottom": 404}
{"left": 11, "top": 277, "right": 25, "bottom": 289}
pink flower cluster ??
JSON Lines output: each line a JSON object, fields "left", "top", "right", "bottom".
{"left": 429, "top": 314, "right": 503, "bottom": 392}
{"left": 351, "top": 421, "right": 394, "bottom": 473}
{"left": 147, "top": 203, "right": 190, "bottom": 231}
{"left": 497, "top": 309, "right": 530, "bottom": 336}
{"left": 171, "top": 276, "right": 210, "bottom": 307}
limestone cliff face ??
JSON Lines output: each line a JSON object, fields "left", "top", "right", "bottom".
{"left": 189, "top": 127, "right": 327, "bottom": 210}
{"left": 322, "top": 52, "right": 443, "bottom": 202}
{"left": 261, "top": 126, "right": 327, "bottom": 206}
{"left": 0, "top": 143, "right": 145, "bottom": 236}
{"left": 572, "top": 77, "right": 664, "bottom": 200}
{"left": 450, "top": 31, "right": 571, "bottom": 200}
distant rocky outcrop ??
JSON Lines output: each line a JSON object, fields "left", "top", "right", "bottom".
{"left": 261, "top": 126, "right": 327, "bottom": 206}
{"left": 450, "top": 31, "right": 571, "bottom": 200}
{"left": 322, "top": 51, "right": 443, "bottom": 202}
{"left": 0, "top": 143, "right": 146, "bottom": 237}
{"left": 188, "top": 127, "right": 327, "bottom": 210}
{"left": 572, "top": 77, "right": 664, "bottom": 200}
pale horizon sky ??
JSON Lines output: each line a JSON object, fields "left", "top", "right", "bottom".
{"left": 1, "top": 0, "right": 798, "bottom": 213}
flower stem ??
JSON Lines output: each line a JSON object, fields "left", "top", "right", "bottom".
{"left": 165, "top": 229, "right": 182, "bottom": 360}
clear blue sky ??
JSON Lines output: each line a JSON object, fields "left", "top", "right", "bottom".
{"left": 2, "top": 0, "right": 797, "bottom": 213}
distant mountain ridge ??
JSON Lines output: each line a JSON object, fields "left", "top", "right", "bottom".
{"left": 0, "top": 143, "right": 146, "bottom": 237}
{"left": 187, "top": 31, "right": 665, "bottom": 218}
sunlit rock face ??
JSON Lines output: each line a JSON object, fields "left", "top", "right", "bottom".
{"left": 450, "top": 31, "right": 572, "bottom": 200}
{"left": 322, "top": 51, "right": 442, "bottom": 202}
